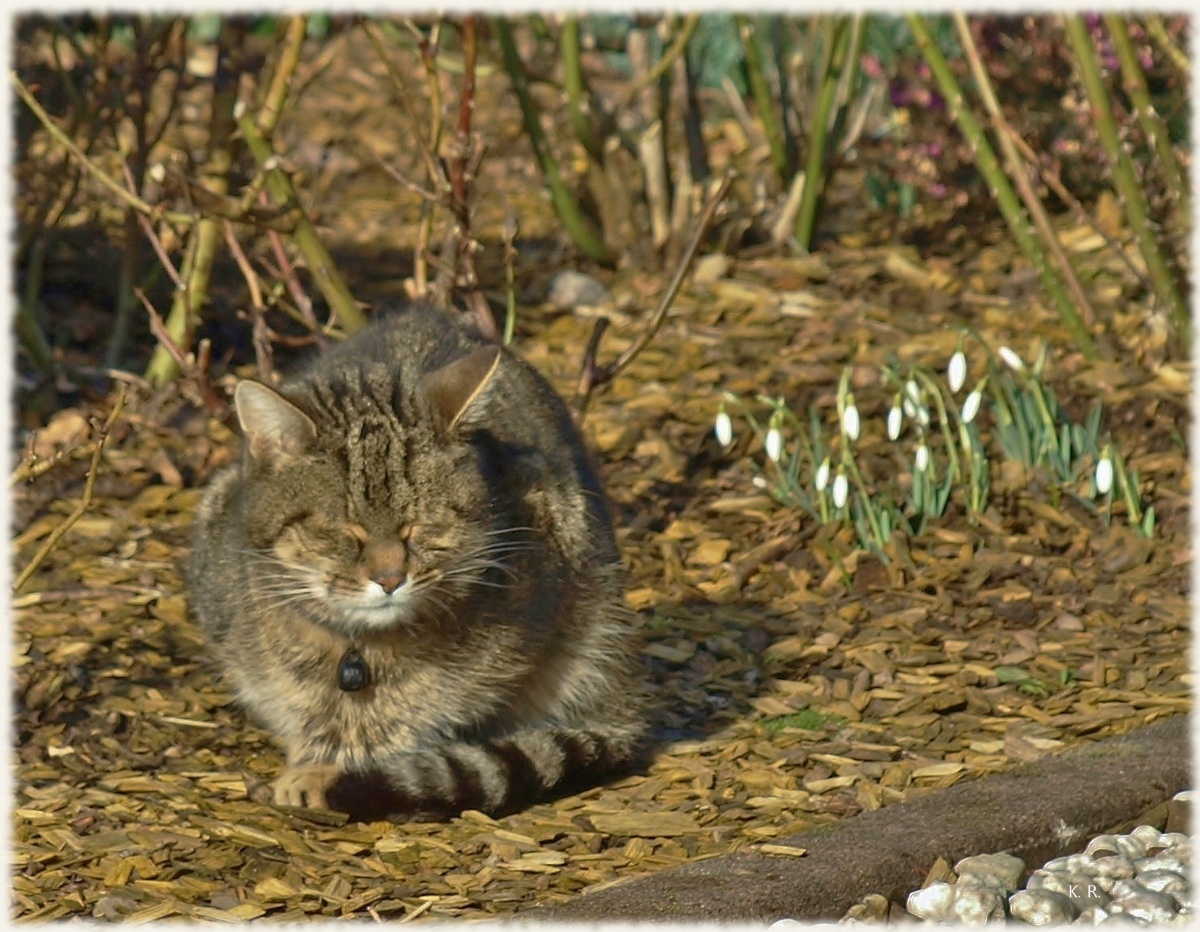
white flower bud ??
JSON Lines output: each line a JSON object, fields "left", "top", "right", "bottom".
{"left": 905, "top": 380, "right": 921, "bottom": 405}
{"left": 998, "top": 346, "right": 1025, "bottom": 372}
{"left": 902, "top": 398, "right": 917, "bottom": 419}
{"left": 832, "top": 472, "right": 848, "bottom": 508}
{"left": 815, "top": 458, "right": 830, "bottom": 492}
{"left": 714, "top": 408, "right": 733, "bottom": 447}
{"left": 765, "top": 426, "right": 783, "bottom": 462}
{"left": 887, "top": 404, "right": 903, "bottom": 441}
{"left": 948, "top": 350, "right": 967, "bottom": 393}
{"left": 842, "top": 402, "right": 860, "bottom": 441}
{"left": 915, "top": 405, "right": 930, "bottom": 427}
{"left": 752, "top": 475, "right": 769, "bottom": 489}
{"left": 915, "top": 444, "right": 930, "bottom": 472}
{"left": 962, "top": 388, "right": 982, "bottom": 424}
{"left": 1095, "top": 454, "right": 1113, "bottom": 495}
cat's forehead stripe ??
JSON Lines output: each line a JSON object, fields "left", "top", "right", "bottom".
{"left": 303, "top": 371, "right": 424, "bottom": 518}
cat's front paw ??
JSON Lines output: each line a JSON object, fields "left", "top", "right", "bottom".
{"left": 273, "top": 763, "right": 341, "bottom": 809}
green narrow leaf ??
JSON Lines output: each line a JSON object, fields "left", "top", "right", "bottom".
{"left": 1085, "top": 401, "right": 1103, "bottom": 446}
{"left": 866, "top": 171, "right": 888, "bottom": 208}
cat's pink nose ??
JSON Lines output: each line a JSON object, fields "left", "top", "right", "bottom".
{"left": 373, "top": 573, "right": 405, "bottom": 594}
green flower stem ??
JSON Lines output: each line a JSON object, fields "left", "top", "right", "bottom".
{"left": 912, "top": 369, "right": 961, "bottom": 484}
{"left": 988, "top": 375, "right": 1028, "bottom": 464}
{"left": 959, "top": 422, "right": 988, "bottom": 513}
{"left": 1018, "top": 373, "right": 1063, "bottom": 462}
{"left": 840, "top": 445, "right": 885, "bottom": 548}
{"left": 1063, "top": 14, "right": 1189, "bottom": 346}
{"left": 778, "top": 407, "right": 819, "bottom": 467}
{"left": 1111, "top": 448, "right": 1144, "bottom": 525}
{"left": 906, "top": 14, "right": 1096, "bottom": 359}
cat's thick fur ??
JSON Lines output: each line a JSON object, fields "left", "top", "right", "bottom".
{"left": 188, "top": 304, "right": 647, "bottom": 821}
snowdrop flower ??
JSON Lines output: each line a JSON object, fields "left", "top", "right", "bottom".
{"left": 815, "top": 458, "right": 831, "bottom": 492}
{"left": 948, "top": 350, "right": 967, "bottom": 393}
{"left": 842, "top": 396, "right": 860, "bottom": 441}
{"left": 905, "top": 380, "right": 921, "bottom": 405}
{"left": 1096, "top": 452, "right": 1113, "bottom": 495}
{"left": 998, "top": 346, "right": 1025, "bottom": 372}
{"left": 961, "top": 387, "right": 982, "bottom": 424}
{"left": 752, "top": 475, "right": 769, "bottom": 489}
{"left": 915, "top": 405, "right": 930, "bottom": 428}
{"left": 902, "top": 398, "right": 917, "bottom": 419}
{"left": 887, "top": 402, "right": 903, "bottom": 441}
{"left": 832, "top": 472, "right": 848, "bottom": 508}
{"left": 714, "top": 407, "right": 734, "bottom": 447}
{"left": 765, "top": 425, "right": 783, "bottom": 462}
{"left": 915, "top": 444, "right": 930, "bottom": 473}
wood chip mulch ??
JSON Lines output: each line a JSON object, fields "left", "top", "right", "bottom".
{"left": 13, "top": 244, "right": 1192, "bottom": 922}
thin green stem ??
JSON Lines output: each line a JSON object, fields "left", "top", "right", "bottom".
{"left": 1142, "top": 14, "right": 1189, "bottom": 76}
{"left": 1063, "top": 15, "right": 1188, "bottom": 347}
{"left": 911, "top": 369, "right": 961, "bottom": 484}
{"left": 793, "top": 15, "right": 851, "bottom": 250}
{"left": 239, "top": 114, "right": 365, "bottom": 334}
{"left": 494, "top": 18, "right": 613, "bottom": 265}
{"left": 738, "top": 15, "right": 789, "bottom": 181}
{"left": 615, "top": 14, "right": 700, "bottom": 110}
{"left": 145, "top": 20, "right": 243, "bottom": 386}
{"left": 13, "top": 388, "right": 126, "bottom": 595}
{"left": 907, "top": 14, "right": 1096, "bottom": 358}
{"left": 954, "top": 13, "right": 1099, "bottom": 332}
{"left": 1102, "top": 14, "right": 1190, "bottom": 220}
{"left": 561, "top": 16, "right": 604, "bottom": 163}
{"left": 841, "top": 445, "right": 884, "bottom": 547}
{"left": 11, "top": 71, "right": 194, "bottom": 227}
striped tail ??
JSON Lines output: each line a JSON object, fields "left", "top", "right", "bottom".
{"left": 325, "top": 725, "right": 646, "bottom": 822}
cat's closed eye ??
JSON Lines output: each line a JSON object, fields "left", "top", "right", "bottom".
{"left": 281, "top": 508, "right": 315, "bottom": 529}
{"left": 342, "top": 523, "right": 370, "bottom": 547}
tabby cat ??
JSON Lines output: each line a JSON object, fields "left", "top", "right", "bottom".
{"left": 188, "top": 304, "right": 648, "bottom": 821}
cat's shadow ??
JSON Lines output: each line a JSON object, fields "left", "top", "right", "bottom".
{"left": 635, "top": 598, "right": 801, "bottom": 749}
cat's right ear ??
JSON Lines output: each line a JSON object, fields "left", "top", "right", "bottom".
{"left": 234, "top": 381, "right": 317, "bottom": 466}
{"left": 421, "top": 346, "right": 502, "bottom": 432}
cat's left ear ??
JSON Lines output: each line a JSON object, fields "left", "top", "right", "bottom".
{"left": 421, "top": 346, "right": 502, "bottom": 431}
{"left": 234, "top": 381, "right": 318, "bottom": 465}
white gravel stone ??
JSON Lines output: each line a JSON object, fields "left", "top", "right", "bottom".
{"left": 1008, "top": 888, "right": 1078, "bottom": 924}
{"left": 955, "top": 852, "right": 1026, "bottom": 892}
{"left": 1107, "top": 886, "right": 1180, "bottom": 924}
{"left": 951, "top": 885, "right": 1007, "bottom": 924}
{"left": 1134, "top": 852, "right": 1188, "bottom": 875}
{"left": 899, "top": 792, "right": 1194, "bottom": 925}
{"left": 545, "top": 270, "right": 610, "bottom": 309}
{"left": 820, "top": 792, "right": 1197, "bottom": 928}
{"left": 1026, "top": 869, "right": 1109, "bottom": 907}
{"left": 906, "top": 882, "right": 957, "bottom": 921}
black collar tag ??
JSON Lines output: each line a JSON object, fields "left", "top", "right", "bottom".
{"left": 338, "top": 649, "right": 369, "bottom": 692}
